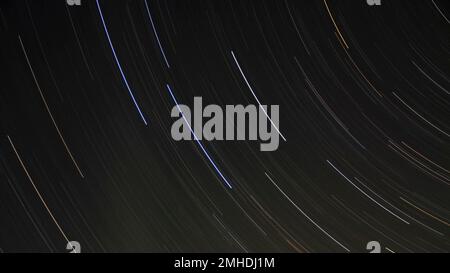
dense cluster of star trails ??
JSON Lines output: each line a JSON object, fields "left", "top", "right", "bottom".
{"left": 0, "top": 0, "right": 449, "bottom": 253}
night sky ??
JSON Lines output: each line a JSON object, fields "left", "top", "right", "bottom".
{"left": 0, "top": 0, "right": 449, "bottom": 253}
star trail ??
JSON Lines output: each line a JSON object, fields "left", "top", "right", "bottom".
{"left": 0, "top": 0, "right": 449, "bottom": 253}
